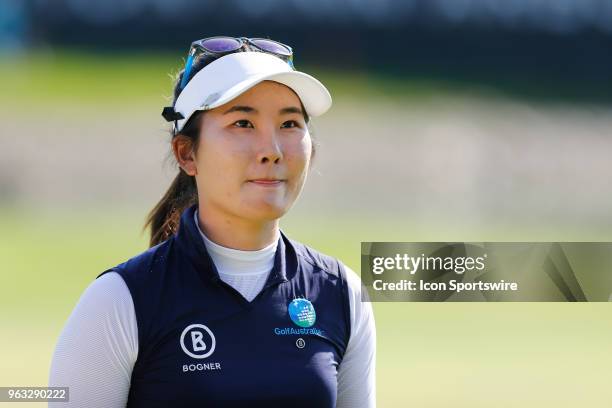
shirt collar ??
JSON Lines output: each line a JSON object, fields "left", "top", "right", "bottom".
{"left": 175, "top": 203, "right": 293, "bottom": 287}
{"left": 194, "top": 208, "right": 279, "bottom": 264}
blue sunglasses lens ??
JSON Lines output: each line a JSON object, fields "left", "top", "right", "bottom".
{"left": 250, "top": 39, "right": 292, "bottom": 56}
{"left": 200, "top": 37, "right": 242, "bottom": 53}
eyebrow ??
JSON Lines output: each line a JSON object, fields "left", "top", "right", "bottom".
{"left": 223, "top": 105, "right": 304, "bottom": 116}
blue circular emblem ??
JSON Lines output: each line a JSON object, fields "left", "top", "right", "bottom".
{"left": 288, "top": 298, "right": 316, "bottom": 328}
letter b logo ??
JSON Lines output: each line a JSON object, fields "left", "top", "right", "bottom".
{"left": 191, "top": 331, "right": 207, "bottom": 352}
{"left": 180, "top": 324, "right": 216, "bottom": 359}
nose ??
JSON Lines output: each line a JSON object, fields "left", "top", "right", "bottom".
{"left": 256, "top": 126, "right": 283, "bottom": 164}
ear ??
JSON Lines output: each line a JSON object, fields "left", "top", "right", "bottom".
{"left": 172, "top": 135, "right": 198, "bottom": 176}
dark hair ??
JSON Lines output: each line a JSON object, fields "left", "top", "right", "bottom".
{"left": 143, "top": 51, "right": 316, "bottom": 248}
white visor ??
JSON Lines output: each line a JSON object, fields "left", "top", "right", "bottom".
{"left": 172, "top": 52, "right": 332, "bottom": 133}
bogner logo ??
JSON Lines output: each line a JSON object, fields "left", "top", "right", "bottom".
{"left": 180, "top": 323, "right": 222, "bottom": 373}
{"left": 180, "top": 324, "right": 216, "bottom": 358}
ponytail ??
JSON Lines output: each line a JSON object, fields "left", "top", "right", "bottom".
{"left": 142, "top": 53, "right": 221, "bottom": 247}
{"left": 143, "top": 169, "right": 198, "bottom": 248}
{"left": 143, "top": 107, "right": 204, "bottom": 247}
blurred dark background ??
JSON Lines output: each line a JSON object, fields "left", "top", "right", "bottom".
{"left": 3, "top": 0, "right": 612, "bottom": 103}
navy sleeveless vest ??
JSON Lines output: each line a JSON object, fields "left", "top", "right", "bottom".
{"left": 96, "top": 204, "right": 351, "bottom": 407}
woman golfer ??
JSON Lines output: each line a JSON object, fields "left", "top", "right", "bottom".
{"left": 49, "top": 36, "right": 376, "bottom": 407}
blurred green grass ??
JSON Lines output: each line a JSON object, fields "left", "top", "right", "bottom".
{"left": 1, "top": 51, "right": 612, "bottom": 407}
{"left": 2, "top": 49, "right": 607, "bottom": 117}
{"left": 2, "top": 207, "right": 612, "bottom": 407}
{"left": 0, "top": 50, "right": 487, "bottom": 114}
{"left": 0, "top": 51, "right": 175, "bottom": 104}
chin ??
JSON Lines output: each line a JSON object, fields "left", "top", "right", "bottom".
{"left": 244, "top": 203, "right": 290, "bottom": 221}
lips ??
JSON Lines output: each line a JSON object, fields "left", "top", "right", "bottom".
{"left": 248, "top": 178, "right": 286, "bottom": 185}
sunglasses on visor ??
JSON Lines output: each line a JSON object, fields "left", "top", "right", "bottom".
{"left": 179, "top": 36, "right": 294, "bottom": 91}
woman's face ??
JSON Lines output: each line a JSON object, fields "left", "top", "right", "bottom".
{"left": 193, "top": 80, "right": 312, "bottom": 223}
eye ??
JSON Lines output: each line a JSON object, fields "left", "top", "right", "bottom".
{"left": 281, "top": 120, "right": 300, "bottom": 129}
{"left": 233, "top": 119, "right": 254, "bottom": 128}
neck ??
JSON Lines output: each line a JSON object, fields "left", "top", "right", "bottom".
{"left": 195, "top": 204, "right": 280, "bottom": 251}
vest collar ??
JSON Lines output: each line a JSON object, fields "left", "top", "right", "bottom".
{"left": 175, "top": 204, "right": 293, "bottom": 288}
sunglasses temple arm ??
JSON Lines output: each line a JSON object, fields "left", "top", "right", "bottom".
{"left": 179, "top": 51, "right": 196, "bottom": 90}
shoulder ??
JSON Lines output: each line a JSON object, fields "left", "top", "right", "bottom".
{"left": 55, "top": 270, "right": 138, "bottom": 362}
{"left": 286, "top": 237, "right": 364, "bottom": 293}
{"left": 332, "top": 260, "right": 375, "bottom": 346}
{"left": 86, "top": 270, "right": 133, "bottom": 306}
{"left": 70, "top": 272, "right": 138, "bottom": 343}
{"left": 49, "top": 271, "right": 137, "bottom": 406}
{"left": 337, "top": 261, "right": 365, "bottom": 299}
{"left": 96, "top": 238, "right": 173, "bottom": 281}
{"left": 334, "top": 261, "right": 373, "bottom": 329}
{"left": 288, "top": 237, "right": 344, "bottom": 279}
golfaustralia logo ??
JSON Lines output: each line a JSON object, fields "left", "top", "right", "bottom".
{"left": 289, "top": 298, "right": 316, "bottom": 327}
{"left": 274, "top": 297, "right": 323, "bottom": 336}
{"left": 180, "top": 323, "right": 223, "bottom": 373}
